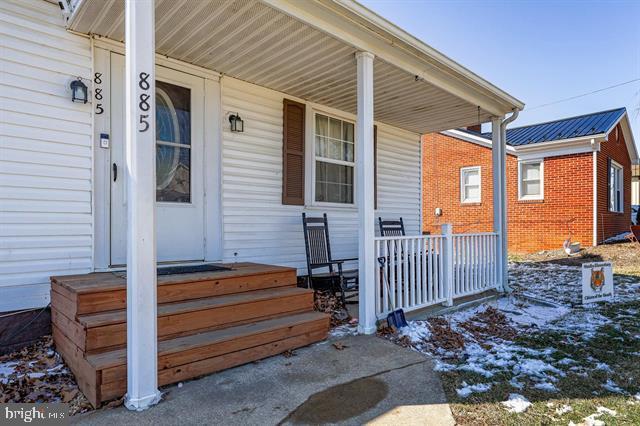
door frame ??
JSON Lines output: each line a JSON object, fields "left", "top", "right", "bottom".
{"left": 92, "top": 38, "right": 223, "bottom": 270}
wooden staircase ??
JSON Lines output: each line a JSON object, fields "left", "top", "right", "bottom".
{"left": 50, "top": 263, "right": 329, "bottom": 407}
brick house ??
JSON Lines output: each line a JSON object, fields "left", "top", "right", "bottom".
{"left": 423, "top": 108, "right": 638, "bottom": 253}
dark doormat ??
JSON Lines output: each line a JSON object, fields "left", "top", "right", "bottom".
{"left": 156, "top": 264, "right": 231, "bottom": 276}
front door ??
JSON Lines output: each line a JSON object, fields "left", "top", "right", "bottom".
{"left": 110, "top": 52, "right": 205, "bottom": 265}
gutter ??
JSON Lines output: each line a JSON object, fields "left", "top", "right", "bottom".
{"left": 592, "top": 138, "right": 598, "bottom": 247}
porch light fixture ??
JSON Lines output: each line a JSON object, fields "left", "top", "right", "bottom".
{"left": 70, "top": 77, "right": 88, "bottom": 104}
{"left": 229, "top": 112, "right": 244, "bottom": 132}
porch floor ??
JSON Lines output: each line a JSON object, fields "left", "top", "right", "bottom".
{"left": 50, "top": 263, "right": 330, "bottom": 407}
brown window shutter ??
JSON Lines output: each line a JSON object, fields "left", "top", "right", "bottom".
{"left": 374, "top": 125, "right": 378, "bottom": 210}
{"left": 282, "top": 99, "right": 305, "bottom": 205}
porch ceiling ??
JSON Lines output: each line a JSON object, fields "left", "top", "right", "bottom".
{"left": 69, "top": 0, "right": 522, "bottom": 134}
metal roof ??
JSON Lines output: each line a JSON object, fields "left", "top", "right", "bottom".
{"left": 481, "top": 107, "right": 627, "bottom": 146}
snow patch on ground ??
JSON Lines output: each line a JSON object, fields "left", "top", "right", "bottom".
{"left": 501, "top": 393, "right": 531, "bottom": 413}
{"left": 602, "top": 379, "right": 625, "bottom": 394}
{"left": 329, "top": 323, "right": 358, "bottom": 338}
{"left": 456, "top": 381, "right": 492, "bottom": 398}
{"left": 495, "top": 297, "right": 569, "bottom": 328}
{"left": 555, "top": 404, "right": 572, "bottom": 415}
{"left": 399, "top": 321, "right": 431, "bottom": 343}
{"left": 603, "top": 232, "right": 632, "bottom": 243}
{"left": 0, "top": 361, "right": 17, "bottom": 384}
{"left": 533, "top": 381, "right": 557, "bottom": 392}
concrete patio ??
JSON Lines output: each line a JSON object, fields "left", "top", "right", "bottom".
{"left": 73, "top": 334, "right": 454, "bottom": 426}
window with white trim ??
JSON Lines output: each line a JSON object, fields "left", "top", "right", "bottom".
{"left": 314, "top": 113, "right": 355, "bottom": 204}
{"left": 518, "top": 160, "right": 543, "bottom": 200}
{"left": 609, "top": 159, "right": 623, "bottom": 212}
{"left": 460, "top": 166, "right": 481, "bottom": 203}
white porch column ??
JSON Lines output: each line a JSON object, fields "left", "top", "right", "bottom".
{"left": 124, "top": 0, "right": 161, "bottom": 411}
{"left": 491, "top": 117, "right": 508, "bottom": 292}
{"left": 356, "top": 51, "right": 376, "bottom": 334}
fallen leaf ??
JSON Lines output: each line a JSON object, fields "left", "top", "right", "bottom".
{"left": 332, "top": 342, "right": 348, "bottom": 351}
{"left": 63, "top": 389, "right": 78, "bottom": 402}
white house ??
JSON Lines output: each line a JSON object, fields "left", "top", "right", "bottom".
{"left": 0, "top": 0, "right": 523, "bottom": 409}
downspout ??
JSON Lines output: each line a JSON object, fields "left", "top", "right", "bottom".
{"left": 498, "top": 108, "right": 520, "bottom": 293}
{"left": 591, "top": 138, "right": 598, "bottom": 247}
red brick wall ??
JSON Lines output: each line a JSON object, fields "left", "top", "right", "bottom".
{"left": 596, "top": 124, "right": 633, "bottom": 241}
{"left": 506, "top": 152, "right": 593, "bottom": 253}
{"left": 422, "top": 133, "right": 495, "bottom": 235}
{"left": 422, "top": 133, "right": 596, "bottom": 253}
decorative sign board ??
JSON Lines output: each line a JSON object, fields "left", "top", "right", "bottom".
{"left": 582, "top": 262, "right": 614, "bottom": 305}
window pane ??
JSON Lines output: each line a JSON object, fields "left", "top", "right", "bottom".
{"left": 329, "top": 117, "right": 342, "bottom": 140}
{"left": 315, "top": 161, "right": 353, "bottom": 203}
{"left": 344, "top": 142, "right": 354, "bottom": 162}
{"left": 156, "top": 81, "right": 191, "bottom": 203}
{"left": 522, "top": 163, "right": 540, "bottom": 180}
{"left": 156, "top": 81, "right": 190, "bottom": 146}
{"left": 315, "top": 136, "right": 327, "bottom": 158}
{"left": 329, "top": 139, "right": 342, "bottom": 160}
{"left": 156, "top": 145, "right": 191, "bottom": 202}
{"left": 464, "top": 170, "right": 479, "bottom": 186}
{"left": 523, "top": 180, "right": 540, "bottom": 196}
{"left": 343, "top": 122, "right": 354, "bottom": 142}
{"left": 465, "top": 185, "right": 480, "bottom": 200}
{"left": 315, "top": 114, "right": 328, "bottom": 138}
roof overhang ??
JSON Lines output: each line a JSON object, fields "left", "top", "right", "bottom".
{"left": 513, "top": 136, "right": 601, "bottom": 161}
{"left": 606, "top": 111, "right": 639, "bottom": 163}
{"left": 441, "top": 129, "right": 517, "bottom": 154}
{"left": 66, "top": 0, "right": 523, "bottom": 135}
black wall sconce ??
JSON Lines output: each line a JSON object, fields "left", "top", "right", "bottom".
{"left": 70, "top": 77, "right": 88, "bottom": 104}
{"left": 229, "top": 112, "right": 244, "bottom": 132}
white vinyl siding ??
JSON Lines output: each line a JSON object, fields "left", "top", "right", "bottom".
{"left": 518, "top": 159, "right": 544, "bottom": 200}
{"left": 221, "top": 77, "right": 421, "bottom": 273}
{"left": 0, "top": 0, "right": 93, "bottom": 311}
{"left": 460, "top": 166, "right": 481, "bottom": 203}
{"left": 609, "top": 159, "right": 623, "bottom": 213}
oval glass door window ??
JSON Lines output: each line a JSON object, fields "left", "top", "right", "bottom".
{"left": 156, "top": 80, "right": 191, "bottom": 203}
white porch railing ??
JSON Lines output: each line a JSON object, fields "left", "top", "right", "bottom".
{"left": 374, "top": 228, "right": 499, "bottom": 319}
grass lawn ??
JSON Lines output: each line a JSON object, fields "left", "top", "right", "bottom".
{"left": 382, "top": 242, "right": 640, "bottom": 425}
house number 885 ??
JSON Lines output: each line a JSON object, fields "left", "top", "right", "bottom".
{"left": 138, "top": 72, "right": 151, "bottom": 132}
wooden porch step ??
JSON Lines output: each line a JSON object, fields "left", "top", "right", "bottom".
{"left": 53, "top": 286, "right": 315, "bottom": 353}
{"left": 51, "top": 262, "right": 297, "bottom": 317}
{"left": 53, "top": 311, "right": 330, "bottom": 407}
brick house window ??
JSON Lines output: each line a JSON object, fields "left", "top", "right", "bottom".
{"left": 313, "top": 113, "right": 355, "bottom": 204}
{"left": 460, "top": 166, "right": 481, "bottom": 203}
{"left": 518, "top": 160, "right": 543, "bottom": 200}
{"left": 609, "top": 159, "right": 623, "bottom": 213}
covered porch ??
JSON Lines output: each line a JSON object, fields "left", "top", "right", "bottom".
{"left": 64, "top": 0, "right": 523, "bottom": 410}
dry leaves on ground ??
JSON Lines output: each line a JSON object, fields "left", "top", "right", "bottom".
{"left": 459, "top": 306, "right": 517, "bottom": 341}
{"left": 332, "top": 342, "right": 348, "bottom": 351}
{"left": 427, "top": 318, "right": 466, "bottom": 351}
{"left": 313, "top": 289, "right": 352, "bottom": 327}
{"left": 0, "top": 336, "right": 92, "bottom": 415}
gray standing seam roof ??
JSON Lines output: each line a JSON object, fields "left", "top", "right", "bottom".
{"left": 481, "top": 107, "right": 626, "bottom": 146}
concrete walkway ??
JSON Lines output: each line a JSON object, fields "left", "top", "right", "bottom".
{"left": 74, "top": 334, "right": 454, "bottom": 426}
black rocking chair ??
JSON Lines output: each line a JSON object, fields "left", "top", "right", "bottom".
{"left": 378, "top": 217, "right": 405, "bottom": 237}
{"left": 302, "top": 213, "right": 358, "bottom": 304}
